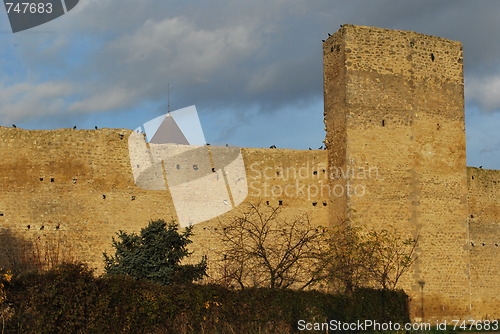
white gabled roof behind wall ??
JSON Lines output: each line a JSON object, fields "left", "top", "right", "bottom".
{"left": 134, "top": 105, "right": 206, "bottom": 146}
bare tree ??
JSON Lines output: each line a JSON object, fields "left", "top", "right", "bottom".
{"left": 370, "top": 226, "right": 418, "bottom": 290}
{"left": 0, "top": 228, "right": 75, "bottom": 274}
{"left": 213, "top": 205, "right": 418, "bottom": 292}
{"left": 319, "top": 221, "right": 418, "bottom": 293}
{"left": 215, "top": 203, "right": 324, "bottom": 289}
{"left": 318, "top": 222, "right": 378, "bottom": 294}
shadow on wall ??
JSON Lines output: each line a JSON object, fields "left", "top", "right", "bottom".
{"left": 0, "top": 229, "right": 75, "bottom": 274}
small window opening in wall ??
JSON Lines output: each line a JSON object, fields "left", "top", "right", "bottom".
{"left": 27, "top": 225, "right": 30, "bottom": 230}
{"left": 495, "top": 243, "right": 499, "bottom": 247}
{"left": 471, "top": 242, "right": 475, "bottom": 247}
{"left": 176, "top": 164, "right": 181, "bottom": 169}
{"left": 276, "top": 171, "right": 280, "bottom": 176}
{"left": 472, "top": 176, "right": 474, "bottom": 180}
{"left": 102, "top": 195, "right": 106, "bottom": 199}
{"left": 322, "top": 169, "right": 326, "bottom": 174}
{"left": 482, "top": 242, "right": 486, "bottom": 246}
{"left": 382, "top": 120, "right": 385, "bottom": 127}
{"left": 323, "top": 202, "right": 327, "bottom": 206}
{"left": 50, "top": 178, "right": 55, "bottom": 183}
{"left": 430, "top": 53, "right": 435, "bottom": 61}
{"left": 212, "top": 168, "right": 216, "bottom": 173}
{"left": 39, "top": 177, "right": 44, "bottom": 181}
{"left": 193, "top": 164, "right": 199, "bottom": 171}
{"left": 278, "top": 200, "right": 283, "bottom": 206}
{"left": 40, "top": 226, "right": 44, "bottom": 230}
{"left": 56, "top": 224, "right": 60, "bottom": 230}
{"left": 437, "top": 123, "right": 440, "bottom": 130}
{"left": 131, "top": 196, "right": 136, "bottom": 201}
{"left": 470, "top": 215, "right": 474, "bottom": 218}
{"left": 266, "top": 201, "right": 270, "bottom": 205}
{"left": 0, "top": 213, "right": 3, "bottom": 216}
{"left": 312, "top": 202, "right": 317, "bottom": 206}
{"left": 313, "top": 171, "right": 318, "bottom": 176}
{"left": 119, "top": 134, "right": 124, "bottom": 140}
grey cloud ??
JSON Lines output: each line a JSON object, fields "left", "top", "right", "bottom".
{"left": 466, "top": 75, "right": 500, "bottom": 112}
{"left": 6, "top": 0, "right": 500, "bottom": 118}
{"left": 68, "top": 0, "right": 500, "bottom": 115}
{"left": 479, "top": 146, "right": 499, "bottom": 154}
{"left": 6, "top": 0, "right": 343, "bottom": 119}
{"left": 0, "top": 81, "right": 74, "bottom": 122}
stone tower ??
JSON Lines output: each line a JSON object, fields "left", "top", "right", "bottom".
{"left": 323, "top": 25, "right": 469, "bottom": 320}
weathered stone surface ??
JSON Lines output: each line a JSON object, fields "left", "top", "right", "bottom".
{"left": 324, "top": 25, "right": 497, "bottom": 321}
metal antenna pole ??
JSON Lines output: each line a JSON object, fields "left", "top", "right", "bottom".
{"left": 167, "top": 83, "right": 171, "bottom": 114}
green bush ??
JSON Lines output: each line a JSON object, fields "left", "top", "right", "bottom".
{"left": 3, "top": 263, "right": 410, "bottom": 333}
{"left": 104, "top": 219, "right": 207, "bottom": 285}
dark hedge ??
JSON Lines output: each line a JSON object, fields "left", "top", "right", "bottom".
{"left": 2, "top": 263, "right": 410, "bottom": 333}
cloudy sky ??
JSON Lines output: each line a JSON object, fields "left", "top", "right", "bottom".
{"left": 1, "top": 0, "right": 499, "bottom": 169}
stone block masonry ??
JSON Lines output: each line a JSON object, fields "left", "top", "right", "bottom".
{"left": 467, "top": 167, "right": 499, "bottom": 318}
{"left": 323, "top": 25, "right": 496, "bottom": 320}
{"left": 0, "top": 127, "right": 329, "bottom": 271}
{"left": 324, "top": 25, "right": 467, "bottom": 235}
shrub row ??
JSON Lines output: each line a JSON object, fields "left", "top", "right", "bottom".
{"left": 2, "top": 263, "right": 409, "bottom": 333}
